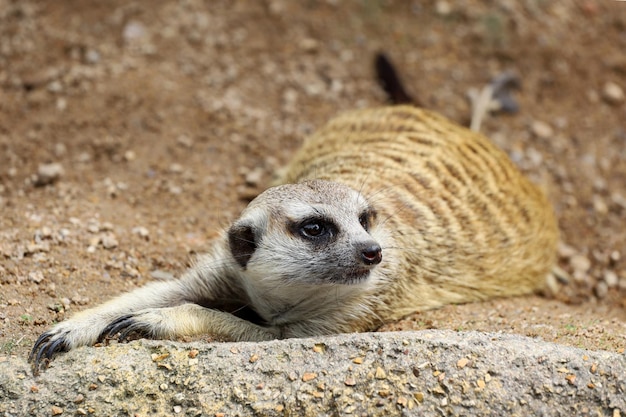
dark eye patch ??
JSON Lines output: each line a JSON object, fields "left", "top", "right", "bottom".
{"left": 359, "top": 213, "right": 369, "bottom": 231}
{"left": 359, "top": 208, "right": 377, "bottom": 232}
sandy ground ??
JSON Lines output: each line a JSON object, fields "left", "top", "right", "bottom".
{"left": 0, "top": 1, "right": 625, "bottom": 359}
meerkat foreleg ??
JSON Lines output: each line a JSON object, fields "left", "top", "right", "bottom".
{"left": 102, "top": 304, "right": 279, "bottom": 343}
{"left": 29, "top": 249, "right": 250, "bottom": 372}
{"left": 29, "top": 279, "right": 192, "bottom": 370}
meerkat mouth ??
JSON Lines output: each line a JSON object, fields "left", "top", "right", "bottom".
{"left": 341, "top": 267, "right": 372, "bottom": 283}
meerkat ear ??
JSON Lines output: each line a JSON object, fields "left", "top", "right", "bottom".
{"left": 228, "top": 222, "right": 257, "bottom": 269}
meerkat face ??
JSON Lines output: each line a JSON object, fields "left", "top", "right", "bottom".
{"left": 228, "top": 179, "right": 383, "bottom": 286}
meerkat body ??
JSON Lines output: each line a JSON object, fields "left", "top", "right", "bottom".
{"left": 30, "top": 105, "right": 558, "bottom": 372}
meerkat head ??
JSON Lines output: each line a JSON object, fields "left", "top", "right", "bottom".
{"left": 227, "top": 179, "right": 383, "bottom": 286}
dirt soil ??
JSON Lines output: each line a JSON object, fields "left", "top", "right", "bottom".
{"left": 0, "top": 1, "right": 625, "bottom": 359}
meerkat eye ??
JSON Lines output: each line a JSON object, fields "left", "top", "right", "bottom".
{"left": 296, "top": 218, "right": 336, "bottom": 241}
{"left": 300, "top": 221, "right": 325, "bottom": 238}
{"left": 359, "top": 212, "right": 370, "bottom": 231}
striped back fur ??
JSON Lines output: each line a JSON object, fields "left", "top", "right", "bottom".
{"left": 279, "top": 105, "right": 558, "bottom": 321}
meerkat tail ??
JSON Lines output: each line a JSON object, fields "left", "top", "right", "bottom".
{"left": 374, "top": 52, "right": 417, "bottom": 105}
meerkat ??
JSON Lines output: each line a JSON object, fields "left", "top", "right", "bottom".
{"left": 29, "top": 58, "right": 558, "bottom": 373}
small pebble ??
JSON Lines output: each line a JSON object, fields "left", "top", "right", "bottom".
{"left": 344, "top": 377, "right": 356, "bottom": 386}
{"left": 610, "top": 250, "right": 620, "bottom": 263}
{"left": 570, "top": 254, "right": 591, "bottom": 273}
{"left": 123, "top": 20, "right": 146, "bottom": 42}
{"left": 435, "top": 0, "right": 452, "bottom": 16}
{"left": 550, "top": 266, "right": 570, "bottom": 285}
{"left": 26, "top": 242, "right": 50, "bottom": 254}
{"left": 299, "top": 38, "right": 319, "bottom": 53}
{"left": 283, "top": 88, "right": 298, "bottom": 105}
{"left": 150, "top": 269, "right": 175, "bottom": 280}
{"left": 101, "top": 234, "right": 118, "bottom": 249}
{"left": 47, "top": 80, "right": 63, "bottom": 93}
{"left": 28, "top": 271, "right": 45, "bottom": 284}
{"left": 592, "top": 195, "right": 608, "bottom": 214}
{"left": 40, "top": 226, "right": 53, "bottom": 238}
{"left": 612, "top": 193, "right": 626, "bottom": 209}
{"left": 531, "top": 120, "right": 553, "bottom": 139}
{"left": 169, "top": 163, "right": 183, "bottom": 174}
{"left": 132, "top": 226, "right": 150, "bottom": 238}
{"left": 594, "top": 281, "right": 608, "bottom": 299}
{"left": 53, "top": 143, "right": 66, "bottom": 158}
{"left": 177, "top": 135, "right": 194, "bottom": 148}
{"left": 35, "top": 163, "right": 64, "bottom": 186}
{"left": 557, "top": 243, "right": 577, "bottom": 259}
{"left": 169, "top": 185, "right": 183, "bottom": 195}
{"left": 302, "top": 372, "right": 317, "bottom": 382}
{"left": 124, "top": 150, "right": 136, "bottom": 161}
{"left": 84, "top": 49, "right": 100, "bottom": 64}
{"left": 245, "top": 168, "right": 264, "bottom": 187}
{"left": 71, "top": 295, "right": 90, "bottom": 305}
{"left": 51, "top": 405, "right": 63, "bottom": 415}
{"left": 602, "top": 82, "right": 624, "bottom": 105}
{"left": 603, "top": 270, "right": 619, "bottom": 288}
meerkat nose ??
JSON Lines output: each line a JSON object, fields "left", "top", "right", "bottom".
{"left": 360, "top": 243, "right": 383, "bottom": 266}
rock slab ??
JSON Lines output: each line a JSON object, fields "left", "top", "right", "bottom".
{"left": 1, "top": 330, "right": 624, "bottom": 416}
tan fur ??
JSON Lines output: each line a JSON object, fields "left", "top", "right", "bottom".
{"left": 30, "top": 105, "right": 558, "bottom": 372}
{"left": 280, "top": 105, "right": 558, "bottom": 322}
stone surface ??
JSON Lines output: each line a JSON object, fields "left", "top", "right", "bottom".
{"left": 1, "top": 331, "right": 624, "bottom": 416}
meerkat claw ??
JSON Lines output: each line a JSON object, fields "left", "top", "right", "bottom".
{"left": 29, "top": 330, "right": 69, "bottom": 374}
{"left": 101, "top": 315, "right": 135, "bottom": 340}
{"left": 28, "top": 332, "right": 51, "bottom": 363}
{"left": 101, "top": 314, "right": 152, "bottom": 342}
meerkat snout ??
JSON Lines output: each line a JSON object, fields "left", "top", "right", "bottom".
{"left": 359, "top": 242, "right": 382, "bottom": 266}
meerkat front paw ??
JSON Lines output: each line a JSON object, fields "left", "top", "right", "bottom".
{"left": 29, "top": 314, "right": 139, "bottom": 374}
{"left": 29, "top": 321, "right": 95, "bottom": 374}
{"left": 29, "top": 328, "right": 71, "bottom": 373}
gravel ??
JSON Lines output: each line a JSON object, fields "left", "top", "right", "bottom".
{"left": 1, "top": 331, "right": 624, "bottom": 416}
